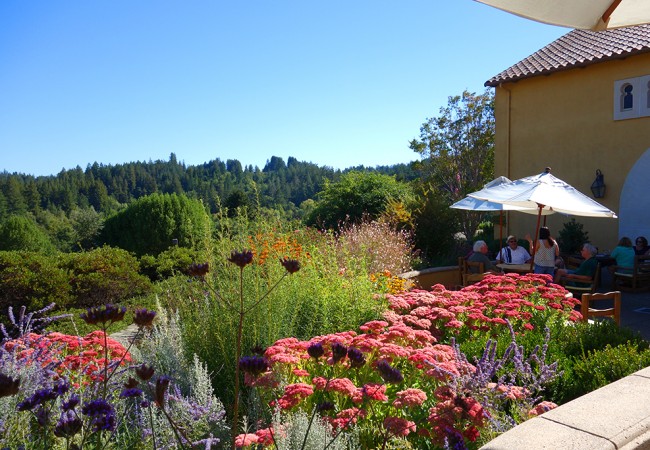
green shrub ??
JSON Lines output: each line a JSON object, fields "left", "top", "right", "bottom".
{"left": 0, "top": 251, "right": 72, "bottom": 312}
{"left": 0, "top": 215, "right": 57, "bottom": 254}
{"left": 139, "top": 246, "right": 201, "bottom": 282}
{"left": 558, "top": 218, "right": 590, "bottom": 255}
{"left": 101, "top": 192, "right": 211, "bottom": 257}
{"left": 551, "top": 343, "right": 650, "bottom": 403}
{"left": 60, "top": 246, "right": 153, "bottom": 308}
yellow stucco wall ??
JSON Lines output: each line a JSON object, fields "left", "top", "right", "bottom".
{"left": 493, "top": 52, "right": 650, "bottom": 252}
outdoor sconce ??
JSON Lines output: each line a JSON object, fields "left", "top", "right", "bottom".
{"left": 590, "top": 169, "right": 606, "bottom": 198}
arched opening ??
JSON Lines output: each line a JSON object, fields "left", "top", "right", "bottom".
{"left": 619, "top": 147, "right": 650, "bottom": 241}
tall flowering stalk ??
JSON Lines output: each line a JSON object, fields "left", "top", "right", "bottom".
{"left": 197, "top": 250, "right": 301, "bottom": 446}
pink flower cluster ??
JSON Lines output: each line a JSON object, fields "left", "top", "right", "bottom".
{"left": 385, "top": 273, "right": 580, "bottom": 340}
{"left": 4, "top": 330, "right": 131, "bottom": 386}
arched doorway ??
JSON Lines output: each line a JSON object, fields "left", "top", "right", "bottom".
{"left": 619, "top": 147, "right": 650, "bottom": 240}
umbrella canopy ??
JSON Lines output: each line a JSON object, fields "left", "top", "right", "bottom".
{"left": 469, "top": 170, "right": 617, "bottom": 218}
{"left": 451, "top": 176, "right": 553, "bottom": 214}
{"left": 475, "top": 0, "right": 650, "bottom": 30}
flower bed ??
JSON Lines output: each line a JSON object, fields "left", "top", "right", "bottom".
{"left": 235, "top": 273, "right": 579, "bottom": 448}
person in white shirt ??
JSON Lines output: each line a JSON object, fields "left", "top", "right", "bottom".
{"left": 496, "top": 235, "right": 532, "bottom": 265}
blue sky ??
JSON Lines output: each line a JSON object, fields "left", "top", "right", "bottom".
{"left": 0, "top": 1, "right": 569, "bottom": 177}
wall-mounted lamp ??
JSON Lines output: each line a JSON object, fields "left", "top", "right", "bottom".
{"left": 590, "top": 169, "right": 606, "bottom": 198}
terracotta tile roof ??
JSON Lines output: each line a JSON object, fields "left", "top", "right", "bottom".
{"left": 485, "top": 24, "right": 650, "bottom": 87}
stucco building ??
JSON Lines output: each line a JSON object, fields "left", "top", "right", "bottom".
{"left": 486, "top": 24, "right": 650, "bottom": 252}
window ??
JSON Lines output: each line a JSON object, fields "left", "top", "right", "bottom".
{"left": 614, "top": 76, "right": 650, "bottom": 120}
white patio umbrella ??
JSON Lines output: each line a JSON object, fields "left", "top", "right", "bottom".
{"left": 468, "top": 169, "right": 617, "bottom": 218}
{"left": 475, "top": 0, "right": 650, "bottom": 30}
{"left": 468, "top": 168, "right": 617, "bottom": 270}
{"left": 451, "top": 176, "right": 552, "bottom": 259}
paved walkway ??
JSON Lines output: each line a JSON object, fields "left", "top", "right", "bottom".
{"left": 594, "top": 269, "right": 650, "bottom": 341}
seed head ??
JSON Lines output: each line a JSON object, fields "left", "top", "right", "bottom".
{"left": 280, "top": 257, "right": 301, "bottom": 274}
{"left": 133, "top": 308, "right": 156, "bottom": 328}
{"left": 0, "top": 373, "right": 20, "bottom": 398}
{"left": 80, "top": 304, "right": 126, "bottom": 326}
{"left": 228, "top": 250, "right": 254, "bottom": 268}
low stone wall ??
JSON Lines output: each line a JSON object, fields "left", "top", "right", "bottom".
{"left": 399, "top": 265, "right": 460, "bottom": 290}
{"left": 481, "top": 366, "right": 650, "bottom": 449}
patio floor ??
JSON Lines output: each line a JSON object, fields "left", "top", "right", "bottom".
{"left": 592, "top": 268, "right": 650, "bottom": 341}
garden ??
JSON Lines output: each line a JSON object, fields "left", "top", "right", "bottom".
{"left": 2, "top": 216, "right": 650, "bottom": 449}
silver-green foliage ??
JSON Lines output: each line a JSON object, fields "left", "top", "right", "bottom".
{"left": 272, "top": 409, "right": 360, "bottom": 450}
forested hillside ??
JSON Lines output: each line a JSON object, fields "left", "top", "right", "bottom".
{"left": 0, "top": 153, "right": 417, "bottom": 219}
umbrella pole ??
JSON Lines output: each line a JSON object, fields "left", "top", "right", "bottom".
{"left": 530, "top": 204, "right": 544, "bottom": 272}
{"left": 499, "top": 211, "right": 503, "bottom": 263}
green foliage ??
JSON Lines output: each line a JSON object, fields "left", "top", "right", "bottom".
{"left": 558, "top": 218, "right": 590, "bottom": 255}
{"left": 412, "top": 184, "right": 459, "bottom": 264}
{"left": 410, "top": 89, "right": 495, "bottom": 241}
{"left": 59, "top": 247, "right": 153, "bottom": 307}
{"left": 101, "top": 193, "right": 211, "bottom": 257}
{"left": 0, "top": 251, "right": 72, "bottom": 312}
{"left": 306, "top": 171, "right": 415, "bottom": 230}
{"left": 158, "top": 215, "right": 394, "bottom": 410}
{"left": 552, "top": 342, "right": 650, "bottom": 403}
{"left": 139, "top": 245, "right": 201, "bottom": 281}
{"left": 0, "top": 215, "right": 57, "bottom": 254}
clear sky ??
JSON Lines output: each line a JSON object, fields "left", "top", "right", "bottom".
{"left": 0, "top": 1, "right": 570, "bottom": 177}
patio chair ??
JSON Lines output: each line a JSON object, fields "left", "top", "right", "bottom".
{"left": 612, "top": 255, "right": 650, "bottom": 291}
{"left": 580, "top": 291, "right": 621, "bottom": 326}
{"left": 462, "top": 260, "right": 485, "bottom": 287}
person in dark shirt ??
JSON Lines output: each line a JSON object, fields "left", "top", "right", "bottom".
{"left": 634, "top": 236, "right": 650, "bottom": 256}
{"left": 554, "top": 243, "right": 598, "bottom": 287}
{"left": 468, "top": 240, "right": 499, "bottom": 274}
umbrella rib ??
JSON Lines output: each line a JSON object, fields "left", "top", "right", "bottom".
{"left": 602, "top": 0, "right": 623, "bottom": 23}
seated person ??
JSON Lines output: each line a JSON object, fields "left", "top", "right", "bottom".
{"left": 554, "top": 243, "right": 598, "bottom": 287}
{"left": 496, "top": 235, "right": 532, "bottom": 265}
{"left": 634, "top": 236, "right": 650, "bottom": 256}
{"left": 468, "top": 240, "right": 499, "bottom": 274}
{"left": 609, "top": 236, "right": 635, "bottom": 274}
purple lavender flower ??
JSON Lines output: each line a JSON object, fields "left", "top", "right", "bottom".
{"left": 16, "top": 387, "right": 58, "bottom": 411}
{"left": 227, "top": 250, "right": 254, "bottom": 268}
{"left": 307, "top": 342, "right": 324, "bottom": 359}
{"left": 0, "top": 373, "right": 20, "bottom": 398}
{"left": 331, "top": 342, "right": 348, "bottom": 363}
{"left": 133, "top": 308, "right": 156, "bottom": 328}
{"left": 238, "top": 356, "right": 269, "bottom": 376}
{"left": 62, "top": 394, "right": 80, "bottom": 411}
{"left": 120, "top": 387, "right": 144, "bottom": 399}
{"left": 347, "top": 347, "right": 366, "bottom": 368}
{"left": 80, "top": 304, "right": 126, "bottom": 326}
{"left": 54, "top": 410, "right": 82, "bottom": 438}
{"left": 376, "top": 360, "right": 403, "bottom": 384}
{"left": 82, "top": 399, "right": 116, "bottom": 432}
{"left": 316, "top": 401, "right": 335, "bottom": 412}
{"left": 34, "top": 405, "right": 51, "bottom": 427}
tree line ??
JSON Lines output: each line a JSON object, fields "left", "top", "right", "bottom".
{"left": 0, "top": 89, "right": 495, "bottom": 264}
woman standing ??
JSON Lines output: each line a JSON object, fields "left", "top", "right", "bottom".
{"left": 526, "top": 227, "right": 560, "bottom": 276}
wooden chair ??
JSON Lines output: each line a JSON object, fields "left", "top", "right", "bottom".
{"left": 462, "top": 260, "right": 485, "bottom": 286}
{"left": 612, "top": 255, "right": 650, "bottom": 291}
{"left": 580, "top": 291, "right": 621, "bottom": 326}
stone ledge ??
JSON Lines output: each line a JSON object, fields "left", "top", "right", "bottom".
{"left": 481, "top": 366, "right": 650, "bottom": 449}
